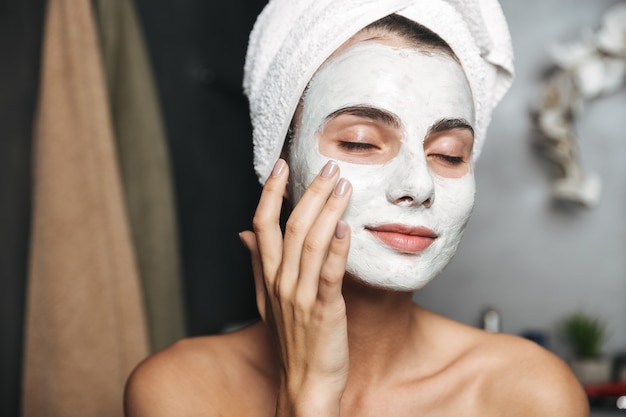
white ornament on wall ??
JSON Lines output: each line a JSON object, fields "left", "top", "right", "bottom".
{"left": 534, "top": 2, "right": 626, "bottom": 208}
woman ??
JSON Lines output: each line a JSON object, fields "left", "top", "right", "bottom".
{"left": 124, "top": 1, "right": 589, "bottom": 416}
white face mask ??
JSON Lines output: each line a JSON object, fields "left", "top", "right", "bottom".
{"left": 287, "top": 42, "right": 476, "bottom": 291}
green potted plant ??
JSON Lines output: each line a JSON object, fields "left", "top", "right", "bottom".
{"left": 560, "top": 310, "right": 611, "bottom": 385}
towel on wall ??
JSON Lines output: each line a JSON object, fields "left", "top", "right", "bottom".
{"left": 96, "top": 0, "right": 187, "bottom": 352}
{"left": 22, "top": 0, "right": 149, "bottom": 416}
{"left": 243, "top": 0, "right": 515, "bottom": 183}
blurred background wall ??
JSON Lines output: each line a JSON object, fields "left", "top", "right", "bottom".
{"left": 133, "top": 0, "right": 267, "bottom": 336}
{"left": 414, "top": 0, "right": 626, "bottom": 357}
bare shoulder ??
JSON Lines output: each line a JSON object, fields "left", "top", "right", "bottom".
{"left": 477, "top": 331, "right": 590, "bottom": 417}
{"left": 417, "top": 309, "right": 589, "bottom": 416}
{"left": 124, "top": 335, "right": 225, "bottom": 416}
{"left": 124, "top": 321, "right": 277, "bottom": 417}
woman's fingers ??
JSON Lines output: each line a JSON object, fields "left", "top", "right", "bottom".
{"left": 250, "top": 158, "right": 352, "bottom": 316}
{"left": 317, "top": 221, "right": 351, "bottom": 303}
{"left": 246, "top": 158, "right": 352, "bottom": 404}
{"left": 252, "top": 159, "right": 289, "bottom": 286}
{"left": 280, "top": 161, "right": 341, "bottom": 295}
{"left": 296, "top": 179, "right": 352, "bottom": 303}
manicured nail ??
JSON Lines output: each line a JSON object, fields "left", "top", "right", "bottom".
{"left": 335, "top": 220, "right": 347, "bottom": 239}
{"left": 271, "top": 159, "right": 286, "bottom": 177}
{"left": 334, "top": 178, "right": 350, "bottom": 196}
{"left": 238, "top": 232, "right": 247, "bottom": 248}
{"left": 320, "top": 160, "right": 338, "bottom": 178}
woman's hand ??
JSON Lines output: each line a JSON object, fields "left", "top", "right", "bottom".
{"left": 240, "top": 159, "right": 352, "bottom": 417}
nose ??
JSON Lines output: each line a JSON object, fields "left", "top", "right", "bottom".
{"left": 386, "top": 149, "right": 434, "bottom": 208}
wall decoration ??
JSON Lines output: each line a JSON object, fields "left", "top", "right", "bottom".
{"left": 533, "top": 2, "right": 626, "bottom": 208}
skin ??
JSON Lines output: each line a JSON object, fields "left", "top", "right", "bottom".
{"left": 287, "top": 42, "right": 476, "bottom": 290}
{"left": 123, "top": 30, "right": 590, "bottom": 417}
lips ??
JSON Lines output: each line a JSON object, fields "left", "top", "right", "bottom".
{"left": 366, "top": 224, "right": 437, "bottom": 253}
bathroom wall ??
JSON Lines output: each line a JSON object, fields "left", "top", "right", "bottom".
{"left": 414, "top": 0, "right": 626, "bottom": 357}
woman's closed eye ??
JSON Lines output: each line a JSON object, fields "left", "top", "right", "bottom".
{"left": 429, "top": 154, "right": 465, "bottom": 165}
{"left": 423, "top": 127, "right": 474, "bottom": 177}
{"left": 318, "top": 114, "right": 402, "bottom": 164}
{"left": 338, "top": 141, "right": 379, "bottom": 151}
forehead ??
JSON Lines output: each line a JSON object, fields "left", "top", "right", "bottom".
{"left": 328, "top": 30, "right": 417, "bottom": 60}
{"left": 304, "top": 42, "right": 475, "bottom": 127}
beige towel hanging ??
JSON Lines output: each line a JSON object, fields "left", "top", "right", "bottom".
{"left": 22, "top": 0, "right": 149, "bottom": 416}
{"left": 97, "top": 0, "right": 187, "bottom": 352}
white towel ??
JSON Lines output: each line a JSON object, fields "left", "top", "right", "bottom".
{"left": 244, "top": 0, "right": 514, "bottom": 184}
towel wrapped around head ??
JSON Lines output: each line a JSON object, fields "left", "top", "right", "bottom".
{"left": 243, "top": 0, "right": 515, "bottom": 184}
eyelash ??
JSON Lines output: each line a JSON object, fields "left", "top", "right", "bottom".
{"left": 338, "top": 142, "right": 465, "bottom": 165}
{"left": 338, "top": 141, "right": 377, "bottom": 151}
{"left": 431, "top": 154, "right": 465, "bottom": 165}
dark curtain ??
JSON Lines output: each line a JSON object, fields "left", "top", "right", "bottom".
{"left": 0, "top": 1, "right": 46, "bottom": 416}
{"left": 133, "top": 1, "right": 268, "bottom": 335}
{"left": 0, "top": 3, "right": 267, "bottom": 414}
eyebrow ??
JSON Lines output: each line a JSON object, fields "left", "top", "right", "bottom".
{"left": 324, "top": 105, "right": 402, "bottom": 129}
{"left": 427, "top": 118, "right": 474, "bottom": 138}
{"left": 323, "top": 107, "right": 474, "bottom": 139}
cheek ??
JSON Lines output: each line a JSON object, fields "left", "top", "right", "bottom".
{"left": 434, "top": 174, "right": 476, "bottom": 222}
{"left": 287, "top": 135, "right": 328, "bottom": 203}
{"left": 336, "top": 162, "right": 388, "bottom": 196}
{"left": 289, "top": 128, "right": 391, "bottom": 205}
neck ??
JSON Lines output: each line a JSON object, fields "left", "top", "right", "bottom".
{"left": 342, "top": 278, "right": 422, "bottom": 384}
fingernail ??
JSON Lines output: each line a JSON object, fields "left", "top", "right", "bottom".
{"left": 320, "top": 160, "right": 338, "bottom": 178}
{"left": 334, "top": 178, "right": 350, "bottom": 196}
{"left": 271, "top": 159, "right": 286, "bottom": 177}
{"left": 335, "top": 220, "right": 347, "bottom": 239}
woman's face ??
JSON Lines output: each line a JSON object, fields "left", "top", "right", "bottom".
{"left": 287, "top": 40, "right": 475, "bottom": 291}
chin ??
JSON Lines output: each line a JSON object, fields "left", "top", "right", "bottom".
{"left": 342, "top": 233, "right": 459, "bottom": 292}
{"left": 347, "top": 272, "right": 441, "bottom": 292}
{"left": 343, "top": 256, "right": 447, "bottom": 292}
